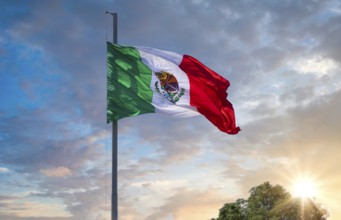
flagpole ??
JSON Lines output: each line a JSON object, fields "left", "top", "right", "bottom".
{"left": 106, "top": 11, "right": 118, "bottom": 220}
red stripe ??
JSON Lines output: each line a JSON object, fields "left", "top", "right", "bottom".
{"left": 179, "top": 55, "right": 240, "bottom": 134}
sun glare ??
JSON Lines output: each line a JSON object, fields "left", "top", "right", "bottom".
{"left": 292, "top": 177, "right": 318, "bottom": 199}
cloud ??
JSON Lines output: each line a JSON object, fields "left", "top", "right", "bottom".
{"left": 290, "top": 55, "right": 339, "bottom": 76}
{"left": 40, "top": 167, "right": 72, "bottom": 177}
{"left": 32, "top": 168, "right": 111, "bottom": 220}
{"left": 145, "top": 188, "right": 224, "bottom": 220}
{"left": 0, "top": 167, "right": 10, "bottom": 173}
{"left": 0, "top": 195, "right": 70, "bottom": 218}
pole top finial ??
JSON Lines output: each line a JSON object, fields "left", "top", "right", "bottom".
{"left": 106, "top": 11, "right": 117, "bottom": 16}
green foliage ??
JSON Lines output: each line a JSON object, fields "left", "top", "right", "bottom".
{"left": 213, "top": 182, "right": 328, "bottom": 220}
{"left": 216, "top": 199, "right": 247, "bottom": 220}
{"left": 246, "top": 182, "right": 289, "bottom": 219}
{"left": 268, "top": 195, "right": 300, "bottom": 219}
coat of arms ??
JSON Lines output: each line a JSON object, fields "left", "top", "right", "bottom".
{"left": 154, "top": 71, "right": 185, "bottom": 103}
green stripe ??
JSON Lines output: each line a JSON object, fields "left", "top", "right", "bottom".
{"left": 107, "top": 42, "right": 155, "bottom": 122}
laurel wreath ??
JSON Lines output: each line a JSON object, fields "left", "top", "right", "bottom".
{"left": 154, "top": 81, "right": 185, "bottom": 103}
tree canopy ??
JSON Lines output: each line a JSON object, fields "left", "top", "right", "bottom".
{"left": 212, "top": 182, "right": 328, "bottom": 220}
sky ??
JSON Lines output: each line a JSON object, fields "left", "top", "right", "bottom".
{"left": 0, "top": 0, "right": 341, "bottom": 219}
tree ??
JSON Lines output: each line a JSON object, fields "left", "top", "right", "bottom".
{"left": 270, "top": 197, "right": 328, "bottom": 220}
{"left": 216, "top": 199, "right": 247, "bottom": 220}
{"left": 212, "top": 182, "right": 328, "bottom": 220}
{"left": 246, "top": 182, "right": 289, "bottom": 219}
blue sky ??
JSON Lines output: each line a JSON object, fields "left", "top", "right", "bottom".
{"left": 1, "top": 0, "right": 341, "bottom": 219}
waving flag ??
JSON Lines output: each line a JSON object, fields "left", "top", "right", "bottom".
{"left": 107, "top": 42, "right": 240, "bottom": 134}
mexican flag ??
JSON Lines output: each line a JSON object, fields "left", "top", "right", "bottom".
{"left": 107, "top": 42, "right": 240, "bottom": 134}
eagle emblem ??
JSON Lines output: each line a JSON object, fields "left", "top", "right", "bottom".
{"left": 154, "top": 71, "right": 185, "bottom": 103}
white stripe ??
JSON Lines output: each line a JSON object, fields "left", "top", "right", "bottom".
{"left": 137, "top": 46, "right": 182, "bottom": 66}
{"left": 137, "top": 46, "right": 200, "bottom": 118}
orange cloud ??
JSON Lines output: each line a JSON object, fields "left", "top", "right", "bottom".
{"left": 40, "top": 166, "right": 72, "bottom": 177}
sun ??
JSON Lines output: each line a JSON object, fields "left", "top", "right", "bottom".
{"left": 292, "top": 177, "right": 318, "bottom": 199}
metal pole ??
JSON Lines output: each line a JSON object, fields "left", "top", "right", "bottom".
{"left": 106, "top": 11, "right": 118, "bottom": 220}
{"left": 112, "top": 120, "right": 118, "bottom": 220}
